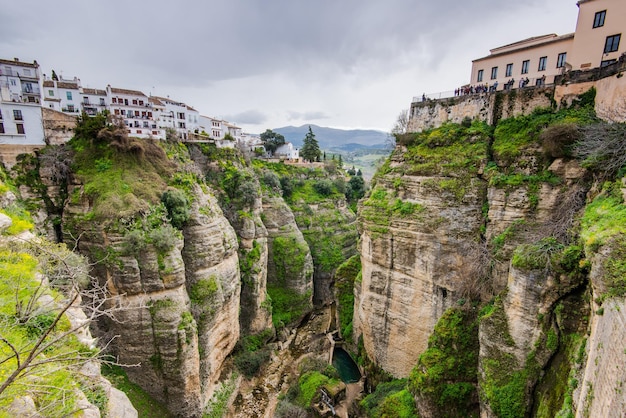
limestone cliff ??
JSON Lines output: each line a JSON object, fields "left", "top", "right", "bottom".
{"left": 356, "top": 95, "right": 626, "bottom": 417}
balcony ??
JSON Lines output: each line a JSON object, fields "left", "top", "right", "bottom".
{"left": 0, "top": 69, "right": 17, "bottom": 77}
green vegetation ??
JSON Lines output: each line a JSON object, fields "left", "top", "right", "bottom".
{"left": 161, "top": 188, "right": 190, "bottom": 229}
{"left": 408, "top": 308, "right": 479, "bottom": 417}
{"left": 204, "top": 373, "right": 238, "bottom": 418}
{"left": 397, "top": 121, "right": 491, "bottom": 177}
{"left": 334, "top": 255, "right": 361, "bottom": 342}
{"left": 271, "top": 235, "right": 309, "bottom": 284}
{"left": 267, "top": 285, "right": 311, "bottom": 329}
{"left": 580, "top": 185, "right": 626, "bottom": 298}
{"left": 239, "top": 240, "right": 262, "bottom": 285}
{"left": 102, "top": 365, "right": 172, "bottom": 418}
{"left": 0, "top": 194, "right": 102, "bottom": 417}
{"left": 492, "top": 105, "right": 596, "bottom": 165}
{"left": 296, "top": 371, "right": 341, "bottom": 407}
{"left": 361, "top": 379, "right": 417, "bottom": 418}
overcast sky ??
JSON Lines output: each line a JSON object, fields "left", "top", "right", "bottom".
{"left": 1, "top": 0, "right": 579, "bottom": 133}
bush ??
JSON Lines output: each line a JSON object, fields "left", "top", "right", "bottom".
{"left": 161, "top": 188, "right": 190, "bottom": 229}
{"left": 234, "top": 349, "right": 271, "bottom": 378}
{"left": 540, "top": 123, "right": 579, "bottom": 158}
{"left": 261, "top": 170, "right": 281, "bottom": 191}
{"left": 313, "top": 179, "right": 333, "bottom": 196}
{"left": 280, "top": 176, "right": 294, "bottom": 198}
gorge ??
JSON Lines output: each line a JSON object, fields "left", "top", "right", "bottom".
{"left": 1, "top": 80, "right": 626, "bottom": 418}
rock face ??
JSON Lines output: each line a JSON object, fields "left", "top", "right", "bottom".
{"left": 289, "top": 197, "right": 358, "bottom": 306}
{"left": 64, "top": 181, "right": 240, "bottom": 418}
{"left": 262, "top": 194, "right": 314, "bottom": 307}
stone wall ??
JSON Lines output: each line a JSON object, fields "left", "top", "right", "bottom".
{"left": 42, "top": 107, "right": 77, "bottom": 145}
{"left": 407, "top": 87, "right": 554, "bottom": 133}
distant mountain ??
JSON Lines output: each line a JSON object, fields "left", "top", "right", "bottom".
{"left": 273, "top": 125, "right": 388, "bottom": 149}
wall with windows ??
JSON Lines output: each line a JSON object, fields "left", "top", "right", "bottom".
{"left": 569, "top": 0, "right": 626, "bottom": 70}
{"left": 0, "top": 103, "right": 45, "bottom": 145}
{"left": 471, "top": 35, "right": 574, "bottom": 89}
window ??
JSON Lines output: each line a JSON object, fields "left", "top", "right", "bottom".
{"left": 100, "top": 98, "right": 105, "bottom": 106}
{"left": 0, "top": 110, "right": 2, "bottom": 119}
{"left": 23, "top": 69, "right": 31, "bottom": 77}
{"left": 13, "top": 110, "right": 23, "bottom": 120}
{"left": 177, "top": 112, "right": 185, "bottom": 119}
{"left": 538, "top": 56, "right": 547, "bottom": 71}
{"left": 67, "top": 105, "right": 75, "bottom": 112}
{"left": 593, "top": 10, "right": 606, "bottom": 28}
{"left": 83, "top": 97, "right": 90, "bottom": 104}
{"left": 521, "top": 60, "right": 530, "bottom": 74}
{"left": 112, "top": 97, "right": 117, "bottom": 103}
{"left": 48, "top": 90, "right": 54, "bottom": 97}
{"left": 477, "top": 69, "right": 483, "bottom": 82}
{"left": 16, "top": 123, "right": 25, "bottom": 134}
{"left": 490, "top": 67, "right": 498, "bottom": 80}
{"left": 114, "top": 109, "right": 120, "bottom": 115}
{"left": 132, "top": 99, "right": 138, "bottom": 105}
{"left": 557, "top": 52, "right": 567, "bottom": 68}
{"left": 124, "top": 99, "right": 128, "bottom": 105}
{"left": 0, "top": 123, "right": 4, "bottom": 134}
{"left": 601, "top": 59, "right": 617, "bottom": 67}
{"left": 66, "top": 91, "right": 72, "bottom": 100}
{"left": 139, "top": 100, "right": 144, "bottom": 106}
{"left": 604, "top": 34, "right": 621, "bottom": 53}
{"left": 505, "top": 63, "right": 513, "bottom": 77}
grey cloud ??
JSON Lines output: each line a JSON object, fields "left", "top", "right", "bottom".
{"left": 223, "top": 110, "right": 268, "bottom": 125}
{"left": 287, "top": 111, "right": 330, "bottom": 121}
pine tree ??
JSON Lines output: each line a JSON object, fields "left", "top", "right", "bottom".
{"left": 300, "top": 126, "right": 321, "bottom": 162}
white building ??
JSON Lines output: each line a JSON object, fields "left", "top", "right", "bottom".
{"left": 108, "top": 86, "right": 164, "bottom": 139}
{"left": 274, "top": 142, "right": 299, "bottom": 160}
{"left": 0, "top": 58, "right": 45, "bottom": 147}
{"left": 80, "top": 88, "right": 108, "bottom": 116}
{"left": 152, "top": 96, "right": 190, "bottom": 140}
{"left": 42, "top": 75, "right": 81, "bottom": 115}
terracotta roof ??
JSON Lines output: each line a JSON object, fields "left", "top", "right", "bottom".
{"left": 472, "top": 33, "right": 574, "bottom": 62}
{"left": 186, "top": 105, "right": 197, "bottom": 111}
{"left": 82, "top": 88, "right": 106, "bottom": 95}
{"left": 0, "top": 58, "right": 38, "bottom": 68}
{"left": 152, "top": 95, "right": 184, "bottom": 106}
{"left": 43, "top": 80, "right": 54, "bottom": 87}
{"left": 110, "top": 87, "right": 147, "bottom": 97}
{"left": 149, "top": 97, "right": 165, "bottom": 106}
{"left": 57, "top": 81, "right": 79, "bottom": 89}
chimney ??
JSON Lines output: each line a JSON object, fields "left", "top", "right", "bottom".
{"left": 14, "top": 58, "right": 19, "bottom": 62}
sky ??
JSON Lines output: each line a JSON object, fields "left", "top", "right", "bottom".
{"left": 1, "top": 0, "right": 579, "bottom": 133}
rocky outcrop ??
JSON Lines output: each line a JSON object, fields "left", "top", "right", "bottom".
{"left": 262, "top": 194, "right": 314, "bottom": 307}
{"left": 64, "top": 181, "right": 240, "bottom": 417}
{"left": 290, "top": 197, "right": 358, "bottom": 306}
{"left": 356, "top": 154, "right": 488, "bottom": 376}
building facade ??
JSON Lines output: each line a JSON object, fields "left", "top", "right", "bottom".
{"left": 569, "top": 0, "right": 626, "bottom": 70}
{"left": 0, "top": 58, "right": 45, "bottom": 146}
{"left": 470, "top": 0, "right": 624, "bottom": 91}
{"left": 108, "top": 86, "right": 164, "bottom": 140}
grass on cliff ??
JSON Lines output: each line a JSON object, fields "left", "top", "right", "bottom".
{"left": 69, "top": 118, "right": 175, "bottom": 221}
{"left": 393, "top": 120, "right": 491, "bottom": 177}
{"left": 492, "top": 104, "right": 597, "bottom": 165}
{"left": 334, "top": 255, "right": 361, "bottom": 343}
{"left": 408, "top": 307, "right": 479, "bottom": 417}
{"left": 102, "top": 365, "right": 172, "bottom": 418}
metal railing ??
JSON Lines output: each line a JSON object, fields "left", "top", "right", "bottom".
{"left": 412, "top": 77, "right": 549, "bottom": 104}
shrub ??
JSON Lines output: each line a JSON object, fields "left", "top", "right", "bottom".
{"left": 261, "top": 170, "right": 281, "bottom": 191}
{"left": 280, "top": 176, "right": 294, "bottom": 198}
{"left": 234, "top": 349, "right": 270, "bottom": 378}
{"left": 540, "top": 123, "right": 579, "bottom": 158}
{"left": 161, "top": 188, "right": 190, "bottom": 229}
{"left": 313, "top": 179, "right": 333, "bottom": 196}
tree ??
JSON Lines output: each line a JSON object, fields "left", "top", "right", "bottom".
{"left": 387, "top": 108, "right": 409, "bottom": 150}
{"left": 0, "top": 238, "right": 133, "bottom": 415}
{"left": 300, "top": 126, "right": 321, "bottom": 163}
{"left": 260, "top": 129, "right": 285, "bottom": 155}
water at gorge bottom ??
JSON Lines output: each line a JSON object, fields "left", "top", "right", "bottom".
{"left": 332, "top": 347, "right": 361, "bottom": 383}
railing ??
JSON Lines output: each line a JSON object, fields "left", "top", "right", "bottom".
{"left": 0, "top": 69, "right": 17, "bottom": 77}
{"left": 412, "top": 77, "right": 549, "bottom": 104}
